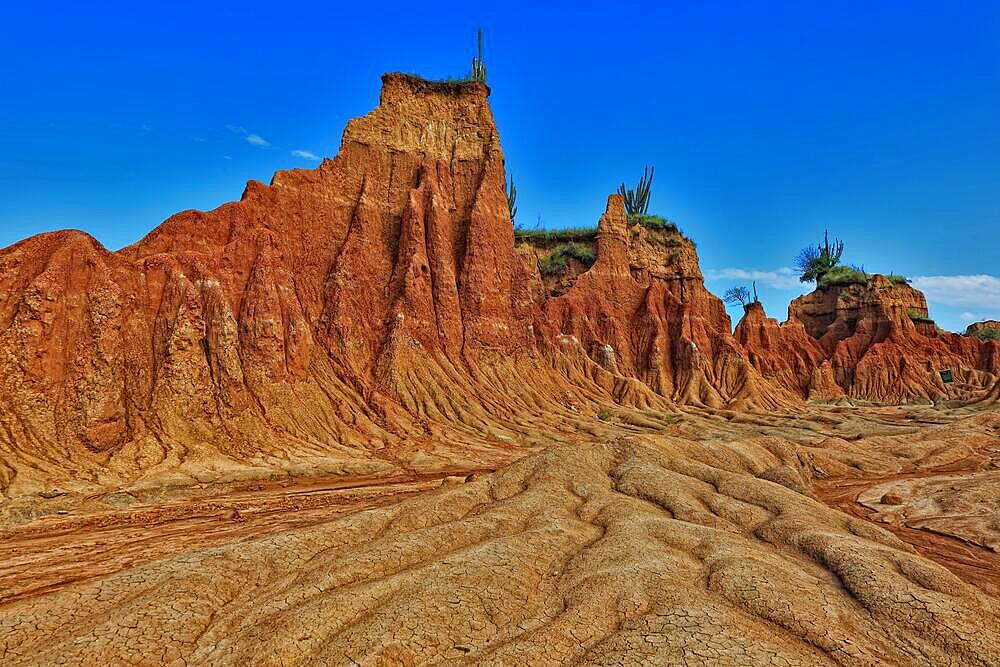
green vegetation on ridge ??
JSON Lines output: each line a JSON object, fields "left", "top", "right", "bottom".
{"left": 818, "top": 265, "right": 909, "bottom": 289}
{"left": 971, "top": 327, "right": 1000, "bottom": 341}
{"left": 514, "top": 227, "right": 597, "bottom": 243}
{"left": 795, "top": 230, "right": 908, "bottom": 290}
{"left": 627, "top": 213, "right": 679, "bottom": 234}
{"left": 539, "top": 242, "right": 597, "bottom": 277}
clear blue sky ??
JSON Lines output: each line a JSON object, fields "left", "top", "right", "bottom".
{"left": 1, "top": 1, "right": 998, "bottom": 332}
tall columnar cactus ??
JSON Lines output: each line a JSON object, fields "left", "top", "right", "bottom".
{"left": 506, "top": 173, "right": 518, "bottom": 223}
{"left": 471, "top": 28, "right": 487, "bottom": 83}
{"left": 618, "top": 165, "right": 654, "bottom": 216}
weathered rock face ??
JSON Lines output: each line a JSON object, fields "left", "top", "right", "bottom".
{"left": 1, "top": 73, "right": 997, "bottom": 498}
{"left": 525, "top": 200, "right": 795, "bottom": 411}
{"left": 967, "top": 320, "right": 1000, "bottom": 337}
{"left": 733, "top": 302, "right": 844, "bottom": 402}
{"left": 736, "top": 276, "right": 1000, "bottom": 404}
{"left": 0, "top": 74, "right": 791, "bottom": 498}
{"left": 0, "top": 74, "right": 541, "bottom": 496}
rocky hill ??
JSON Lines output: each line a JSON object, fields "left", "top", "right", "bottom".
{"left": 967, "top": 320, "right": 1000, "bottom": 338}
{"left": 0, "top": 74, "right": 782, "bottom": 501}
{"left": 734, "top": 277, "right": 999, "bottom": 405}
{"left": 0, "top": 73, "right": 997, "bottom": 504}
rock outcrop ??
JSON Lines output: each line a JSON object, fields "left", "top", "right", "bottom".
{"left": 733, "top": 301, "right": 844, "bottom": 402}
{"left": 1, "top": 72, "right": 997, "bottom": 500}
{"left": 967, "top": 320, "right": 1000, "bottom": 337}
{"left": 732, "top": 277, "right": 999, "bottom": 405}
{"left": 0, "top": 74, "right": 791, "bottom": 499}
{"left": 523, "top": 200, "right": 795, "bottom": 412}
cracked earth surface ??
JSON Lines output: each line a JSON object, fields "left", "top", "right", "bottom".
{"left": 2, "top": 407, "right": 999, "bottom": 665}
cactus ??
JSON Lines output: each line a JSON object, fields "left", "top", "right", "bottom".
{"left": 506, "top": 173, "right": 518, "bottom": 224}
{"left": 618, "top": 165, "right": 654, "bottom": 216}
{"left": 471, "top": 28, "right": 487, "bottom": 83}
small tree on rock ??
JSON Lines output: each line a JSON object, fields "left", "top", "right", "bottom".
{"left": 795, "top": 230, "right": 844, "bottom": 283}
{"left": 724, "top": 285, "right": 752, "bottom": 307}
{"left": 724, "top": 282, "right": 760, "bottom": 309}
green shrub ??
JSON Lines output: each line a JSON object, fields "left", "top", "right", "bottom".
{"left": 559, "top": 242, "right": 596, "bottom": 265}
{"left": 627, "top": 213, "right": 679, "bottom": 234}
{"left": 538, "top": 253, "right": 567, "bottom": 277}
{"left": 817, "top": 266, "right": 910, "bottom": 290}
{"left": 597, "top": 408, "right": 614, "bottom": 421}
{"left": 906, "top": 308, "right": 934, "bottom": 324}
{"left": 514, "top": 227, "right": 597, "bottom": 243}
{"left": 538, "top": 242, "right": 597, "bottom": 277}
{"left": 817, "top": 265, "right": 869, "bottom": 289}
{"left": 971, "top": 328, "right": 1000, "bottom": 341}
{"left": 795, "top": 230, "right": 845, "bottom": 283}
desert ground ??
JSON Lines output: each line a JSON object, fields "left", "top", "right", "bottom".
{"left": 2, "top": 401, "right": 998, "bottom": 665}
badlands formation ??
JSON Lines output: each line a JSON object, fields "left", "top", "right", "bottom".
{"left": 0, "top": 75, "right": 998, "bottom": 665}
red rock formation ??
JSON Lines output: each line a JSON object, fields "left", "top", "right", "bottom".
{"left": 966, "top": 320, "right": 1000, "bottom": 337}
{"left": 735, "top": 276, "right": 1000, "bottom": 404}
{"left": 733, "top": 301, "right": 845, "bottom": 402}
{"left": 1, "top": 72, "right": 995, "bottom": 497}
{"left": 0, "top": 74, "right": 791, "bottom": 497}
{"left": 531, "top": 199, "right": 795, "bottom": 411}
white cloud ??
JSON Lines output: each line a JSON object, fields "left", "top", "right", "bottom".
{"left": 960, "top": 312, "right": 979, "bottom": 322}
{"left": 226, "top": 125, "right": 273, "bottom": 149}
{"left": 910, "top": 274, "right": 1000, "bottom": 308}
{"left": 245, "top": 134, "right": 270, "bottom": 147}
{"left": 704, "top": 267, "right": 801, "bottom": 290}
{"left": 223, "top": 155, "right": 233, "bottom": 160}
{"left": 291, "top": 149, "right": 321, "bottom": 161}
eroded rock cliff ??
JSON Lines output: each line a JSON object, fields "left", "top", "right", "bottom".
{"left": 732, "top": 277, "right": 999, "bottom": 405}
{"left": 0, "top": 74, "right": 791, "bottom": 499}
{"left": 1, "top": 73, "right": 997, "bottom": 501}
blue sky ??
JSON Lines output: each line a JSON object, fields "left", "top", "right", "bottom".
{"left": 1, "top": 1, "right": 998, "bottom": 332}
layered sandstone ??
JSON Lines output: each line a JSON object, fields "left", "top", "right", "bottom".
{"left": 0, "top": 74, "right": 535, "bottom": 501}
{"left": 1, "top": 72, "right": 1000, "bottom": 665}
{"left": 733, "top": 301, "right": 844, "bottom": 402}
{"left": 1, "top": 72, "right": 997, "bottom": 507}
{"left": 521, "top": 202, "right": 796, "bottom": 411}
